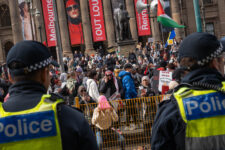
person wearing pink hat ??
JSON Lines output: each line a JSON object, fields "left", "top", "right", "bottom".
{"left": 92, "top": 95, "right": 125, "bottom": 150}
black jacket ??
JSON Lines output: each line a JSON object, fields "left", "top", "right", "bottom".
{"left": 151, "top": 68, "right": 225, "bottom": 150}
{"left": 3, "top": 81, "right": 98, "bottom": 150}
{"left": 99, "top": 78, "right": 124, "bottom": 100}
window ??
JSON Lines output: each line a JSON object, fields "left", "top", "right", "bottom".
{"left": 0, "top": 4, "right": 11, "bottom": 27}
{"left": 205, "top": 23, "right": 214, "bottom": 35}
{"left": 4, "top": 41, "right": 13, "bottom": 57}
{"left": 203, "top": 0, "right": 213, "bottom": 5}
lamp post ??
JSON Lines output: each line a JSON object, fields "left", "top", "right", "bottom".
{"left": 200, "top": 0, "right": 206, "bottom": 32}
{"left": 25, "top": 0, "right": 34, "bottom": 40}
{"left": 34, "top": 9, "right": 42, "bottom": 43}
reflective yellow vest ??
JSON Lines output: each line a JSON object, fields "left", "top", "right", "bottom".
{"left": 0, "top": 94, "right": 63, "bottom": 150}
{"left": 174, "top": 83, "right": 225, "bottom": 150}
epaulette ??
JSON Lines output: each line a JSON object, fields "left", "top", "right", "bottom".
{"left": 173, "top": 83, "right": 192, "bottom": 93}
{"left": 49, "top": 93, "right": 65, "bottom": 102}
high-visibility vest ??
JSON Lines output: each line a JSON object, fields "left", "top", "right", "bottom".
{"left": 0, "top": 94, "right": 63, "bottom": 150}
{"left": 174, "top": 83, "right": 225, "bottom": 150}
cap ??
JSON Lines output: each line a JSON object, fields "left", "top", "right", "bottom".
{"left": 7, "top": 41, "right": 52, "bottom": 76}
{"left": 178, "top": 32, "right": 223, "bottom": 66}
{"left": 124, "top": 63, "right": 133, "bottom": 70}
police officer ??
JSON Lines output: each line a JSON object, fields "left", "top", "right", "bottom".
{"left": 1, "top": 41, "right": 98, "bottom": 150}
{"left": 151, "top": 32, "right": 225, "bottom": 150}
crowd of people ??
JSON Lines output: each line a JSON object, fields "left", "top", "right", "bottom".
{"left": 0, "top": 40, "right": 181, "bottom": 149}
{"left": 0, "top": 42, "right": 181, "bottom": 118}
{"left": 2, "top": 32, "right": 225, "bottom": 150}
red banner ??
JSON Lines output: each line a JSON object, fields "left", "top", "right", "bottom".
{"left": 42, "top": 0, "right": 56, "bottom": 47}
{"left": 65, "top": 0, "right": 83, "bottom": 45}
{"left": 134, "top": 0, "right": 151, "bottom": 36}
{"left": 89, "top": 0, "right": 106, "bottom": 42}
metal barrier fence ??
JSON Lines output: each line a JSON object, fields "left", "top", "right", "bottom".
{"left": 73, "top": 96, "right": 164, "bottom": 150}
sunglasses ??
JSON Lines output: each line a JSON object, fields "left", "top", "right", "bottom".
{"left": 66, "top": 5, "right": 79, "bottom": 12}
{"left": 106, "top": 74, "right": 112, "bottom": 77}
{"left": 81, "top": 90, "right": 86, "bottom": 92}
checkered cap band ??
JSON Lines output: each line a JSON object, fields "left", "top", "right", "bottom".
{"left": 26, "top": 57, "right": 52, "bottom": 72}
{"left": 197, "top": 43, "right": 224, "bottom": 66}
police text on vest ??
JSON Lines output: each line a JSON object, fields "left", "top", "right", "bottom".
{"left": 0, "top": 111, "right": 57, "bottom": 144}
{"left": 183, "top": 92, "right": 225, "bottom": 120}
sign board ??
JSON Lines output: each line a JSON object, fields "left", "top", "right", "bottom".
{"left": 158, "top": 71, "right": 172, "bottom": 92}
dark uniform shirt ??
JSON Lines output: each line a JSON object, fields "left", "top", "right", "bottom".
{"left": 3, "top": 80, "right": 98, "bottom": 150}
{"left": 151, "top": 68, "right": 225, "bottom": 150}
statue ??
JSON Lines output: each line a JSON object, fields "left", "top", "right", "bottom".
{"left": 114, "top": 3, "right": 132, "bottom": 41}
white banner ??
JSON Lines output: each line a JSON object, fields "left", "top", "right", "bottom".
{"left": 158, "top": 71, "right": 172, "bottom": 92}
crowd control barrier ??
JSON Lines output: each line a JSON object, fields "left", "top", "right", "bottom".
{"left": 73, "top": 95, "right": 166, "bottom": 150}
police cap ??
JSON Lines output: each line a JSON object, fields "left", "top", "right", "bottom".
{"left": 178, "top": 32, "right": 224, "bottom": 66}
{"left": 7, "top": 41, "right": 52, "bottom": 76}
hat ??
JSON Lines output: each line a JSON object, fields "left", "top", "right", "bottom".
{"left": 76, "top": 67, "right": 83, "bottom": 73}
{"left": 66, "top": 0, "right": 78, "bottom": 7}
{"left": 142, "top": 76, "right": 150, "bottom": 82}
{"left": 7, "top": 41, "right": 52, "bottom": 76}
{"left": 98, "top": 95, "right": 111, "bottom": 110}
{"left": 124, "top": 63, "right": 133, "bottom": 70}
{"left": 178, "top": 32, "right": 223, "bottom": 66}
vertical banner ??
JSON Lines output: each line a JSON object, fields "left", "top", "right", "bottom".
{"left": 65, "top": 0, "right": 83, "bottom": 45}
{"left": 89, "top": 0, "right": 106, "bottom": 42}
{"left": 18, "top": 0, "right": 34, "bottom": 40}
{"left": 134, "top": 0, "right": 151, "bottom": 36}
{"left": 42, "top": 0, "right": 56, "bottom": 47}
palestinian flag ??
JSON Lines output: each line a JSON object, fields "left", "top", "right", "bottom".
{"left": 157, "top": 0, "right": 185, "bottom": 28}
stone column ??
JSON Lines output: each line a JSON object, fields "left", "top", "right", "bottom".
{"left": 218, "top": 0, "right": 225, "bottom": 38}
{"left": 125, "top": 0, "right": 138, "bottom": 42}
{"left": 33, "top": 0, "right": 47, "bottom": 44}
{"left": 0, "top": 40, "right": 4, "bottom": 63}
{"left": 170, "top": 0, "right": 184, "bottom": 41}
{"left": 150, "top": 12, "right": 161, "bottom": 42}
{"left": 56, "top": 0, "right": 73, "bottom": 58}
{"left": 80, "top": 0, "right": 94, "bottom": 54}
{"left": 8, "top": 0, "right": 23, "bottom": 44}
{"left": 103, "top": 0, "right": 116, "bottom": 48}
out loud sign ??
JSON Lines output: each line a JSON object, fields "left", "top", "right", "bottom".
{"left": 89, "top": 0, "right": 106, "bottom": 42}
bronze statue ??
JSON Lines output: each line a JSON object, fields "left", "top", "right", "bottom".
{"left": 114, "top": 3, "right": 131, "bottom": 41}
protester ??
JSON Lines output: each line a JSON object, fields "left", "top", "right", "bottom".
{"left": 92, "top": 95, "right": 125, "bottom": 150}
{"left": 99, "top": 70, "right": 124, "bottom": 100}
{"left": 119, "top": 63, "right": 138, "bottom": 130}
{"left": 87, "top": 70, "right": 100, "bottom": 102}
{"left": 138, "top": 76, "right": 155, "bottom": 97}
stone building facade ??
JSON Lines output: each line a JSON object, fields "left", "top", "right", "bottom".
{"left": 0, "top": 0, "right": 225, "bottom": 63}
